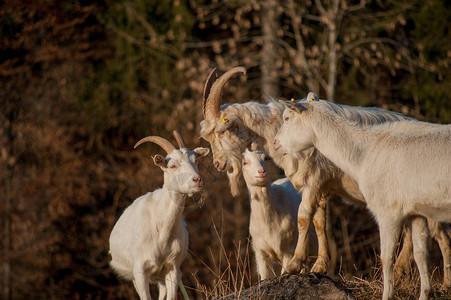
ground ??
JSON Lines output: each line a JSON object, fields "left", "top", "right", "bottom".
{"left": 215, "top": 273, "right": 451, "bottom": 300}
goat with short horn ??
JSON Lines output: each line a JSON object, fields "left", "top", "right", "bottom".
{"left": 109, "top": 130, "right": 209, "bottom": 300}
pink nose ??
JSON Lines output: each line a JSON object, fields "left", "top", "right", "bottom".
{"left": 258, "top": 169, "right": 266, "bottom": 176}
{"left": 193, "top": 177, "right": 202, "bottom": 187}
{"left": 214, "top": 160, "right": 226, "bottom": 171}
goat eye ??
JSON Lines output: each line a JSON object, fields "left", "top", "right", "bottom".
{"left": 169, "top": 164, "right": 178, "bottom": 169}
{"left": 284, "top": 117, "right": 289, "bottom": 121}
{"left": 243, "top": 161, "right": 248, "bottom": 166}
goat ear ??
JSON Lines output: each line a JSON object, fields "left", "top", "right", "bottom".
{"left": 194, "top": 147, "right": 210, "bottom": 158}
{"left": 250, "top": 142, "right": 258, "bottom": 151}
{"left": 306, "top": 92, "right": 320, "bottom": 102}
{"left": 215, "top": 116, "right": 234, "bottom": 134}
{"left": 279, "top": 100, "right": 305, "bottom": 115}
{"left": 153, "top": 154, "right": 168, "bottom": 168}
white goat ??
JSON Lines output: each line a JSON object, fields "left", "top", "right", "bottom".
{"left": 109, "top": 131, "right": 209, "bottom": 300}
{"left": 274, "top": 99, "right": 451, "bottom": 300}
{"left": 241, "top": 148, "right": 317, "bottom": 280}
{"left": 199, "top": 67, "right": 451, "bottom": 282}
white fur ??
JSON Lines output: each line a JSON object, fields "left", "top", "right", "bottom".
{"left": 241, "top": 149, "right": 316, "bottom": 280}
{"left": 109, "top": 147, "right": 209, "bottom": 300}
{"left": 199, "top": 95, "right": 442, "bottom": 276}
{"left": 275, "top": 100, "right": 451, "bottom": 300}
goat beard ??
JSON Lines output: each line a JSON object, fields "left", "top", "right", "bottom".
{"left": 227, "top": 158, "right": 242, "bottom": 197}
{"left": 190, "top": 192, "right": 205, "bottom": 208}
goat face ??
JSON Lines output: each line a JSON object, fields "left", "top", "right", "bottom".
{"left": 200, "top": 109, "right": 253, "bottom": 173}
{"left": 242, "top": 149, "right": 268, "bottom": 187}
{"left": 155, "top": 148, "right": 210, "bottom": 195}
{"left": 200, "top": 110, "right": 254, "bottom": 197}
{"left": 275, "top": 101, "right": 314, "bottom": 156}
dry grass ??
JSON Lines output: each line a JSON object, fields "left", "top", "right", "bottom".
{"left": 187, "top": 228, "right": 451, "bottom": 300}
{"left": 340, "top": 264, "right": 450, "bottom": 300}
{"left": 189, "top": 220, "right": 256, "bottom": 299}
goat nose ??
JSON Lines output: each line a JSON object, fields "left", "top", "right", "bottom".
{"left": 193, "top": 177, "right": 202, "bottom": 186}
{"left": 258, "top": 169, "right": 265, "bottom": 174}
{"left": 214, "top": 160, "right": 220, "bottom": 169}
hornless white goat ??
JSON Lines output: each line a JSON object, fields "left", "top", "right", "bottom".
{"left": 274, "top": 99, "right": 451, "bottom": 300}
{"left": 109, "top": 131, "right": 209, "bottom": 300}
{"left": 199, "top": 67, "right": 451, "bottom": 283}
{"left": 241, "top": 148, "right": 317, "bottom": 280}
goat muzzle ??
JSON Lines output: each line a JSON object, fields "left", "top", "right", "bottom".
{"left": 192, "top": 177, "right": 203, "bottom": 188}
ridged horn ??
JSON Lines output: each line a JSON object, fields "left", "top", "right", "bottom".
{"left": 203, "top": 66, "right": 247, "bottom": 120}
{"left": 134, "top": 136, "right": 176, "bottom": 154}
{"left": 202, "top": 67, "right": 218, "bottom": 118}
{"left": 172, "top": 130, "right": 186, "bottom": 149}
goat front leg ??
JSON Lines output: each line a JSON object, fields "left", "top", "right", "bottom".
{"left": 378, "top": 214, "right": 402, "bottom": 300}
{"left": 133, "top": 263, "right": 151, "bottom": 300}
{"left": 428, "top": 220, "right": 451, "bottom": 288}
{"left": 310, "top": 197, "right": 329, "bottom": 274}
{"left": 411, "top": 216, "right": 431, "bottom": 300}
{"left": 287, "top": 187, "right": 317, "bottom": 274}
{"left": 165, "top": 267, "right": 181, "bottom": 300}
{"left": 255, "top": 251, "right": 275, "bottom": 281}
{"left": 157, "top": 281, "right": 167, "bottom": 300}
{"left": 281, "top": 253, "right": 293, "bottom": 276}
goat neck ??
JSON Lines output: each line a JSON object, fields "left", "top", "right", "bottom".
{"left": 248, "top": 183, "right": 278, "bottom": 222}
{"left": 154, "top": 187, "right": 186, "bottom": 243}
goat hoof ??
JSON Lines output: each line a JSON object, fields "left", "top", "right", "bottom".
{"left": 310, "top": 262, "right": 327, "bottom": 274}
{"left": 286, "top": 259, "right": 302, "bottom": 274}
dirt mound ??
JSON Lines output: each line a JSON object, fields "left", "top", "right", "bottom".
{"left": 217, "top": 273, "right": 355, "bottom": 300}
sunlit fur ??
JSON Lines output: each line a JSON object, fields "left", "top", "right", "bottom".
{"left": 395, "top": 220, "right": 451, "bottom": 288}
{"left": 275, "top": 101, "right": 451, "bottom": 300}
{"left": 200, "top": 96, "right": 451, "bottom": 280}
{"left": 241, "top": 149, "right": 317, "bottom": 280}
{"left": 109, "top": 147, "right": 209, "bottom": 300}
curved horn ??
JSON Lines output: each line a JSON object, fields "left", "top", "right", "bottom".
{"left": 203, "top": 66, "right": 247, "bottom": 120}
{"left": 202, "top": 67, "right": 218, "bottom": 118}
{"left": 172, "top": 130, "right": 186, "bottom": 149}
{"left": 134, "top": 136, "right": 176, "bottom": 154}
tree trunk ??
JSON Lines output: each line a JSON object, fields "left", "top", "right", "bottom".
{"left": 2, "top": 185, "right": 11, "bottom": 300}
{"left": 2, "top": 128, "right": 12, "bottom": 300}
{"left": 261, "top": 0, "right": 279, "bottom": 100}
{"left": 327, "top": 21, "right": 337, "bottom": 102}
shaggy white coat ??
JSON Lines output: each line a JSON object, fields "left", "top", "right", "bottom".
{"left": 199, "top": 95, "right": 451, "bottom": 277}
{"left": 274, "top": 99, "right": 451, "bottom": 300}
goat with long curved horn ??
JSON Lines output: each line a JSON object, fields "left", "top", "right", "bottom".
{"left": 202, "top": 66, "right": 247, "bottom": 120}
{"left": 134, "top": 136, "right": 176, "bottom": 154}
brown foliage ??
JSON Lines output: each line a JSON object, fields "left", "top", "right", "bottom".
{"left": 0, "top": 1, "right": 448, "bottom": 299}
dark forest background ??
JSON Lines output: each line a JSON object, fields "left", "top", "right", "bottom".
{"left": 1, "top": 0, "right": 450, "bottom": 299}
